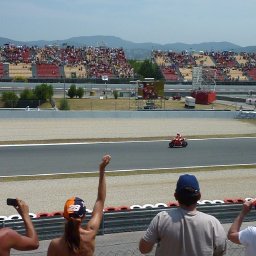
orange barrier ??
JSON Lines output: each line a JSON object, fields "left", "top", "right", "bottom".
{"left": 104, "top": 206, "right": 130, "bottom": 212}
{"left": 104, "top": 207, "right": 119, "bottom": 212}
{"left": 37, "top": 211, "right": 63, "bottom": 218}
{"left": 36, "top": 212, "right": 54, "bottom": 218}
{"left": 224, "top": 198, "right": 245, "bottom": 204}
{"left": 118, "top": 206, "right": 130, "bottom": 211}
{"left": 167, "top": 201, "right": 179, "bottom": 207}
{"left": 50, "top": 211, "right": 63, "bottom": 217}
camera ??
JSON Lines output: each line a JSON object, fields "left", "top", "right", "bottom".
{"left": 6, "top": 198, "right": 18, "bottom": 207}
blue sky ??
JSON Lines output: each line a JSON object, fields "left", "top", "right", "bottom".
{"left": 0, "top": 0, "right": 255, "bottom": 46}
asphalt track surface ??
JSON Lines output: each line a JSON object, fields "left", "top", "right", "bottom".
{"left": 0, "top": 137, "right": 255, "bottom": 176}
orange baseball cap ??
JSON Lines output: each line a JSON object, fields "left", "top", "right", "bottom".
{"left": 63, "top": 197, "right": 86, "bottom": 220}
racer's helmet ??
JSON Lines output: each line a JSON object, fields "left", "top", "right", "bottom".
{"left": 177, "top": 133, "right": 180, "bottom": 136}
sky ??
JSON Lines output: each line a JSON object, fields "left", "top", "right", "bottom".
{"left": 0, "top": 0, "right": 255, "bottom": 47}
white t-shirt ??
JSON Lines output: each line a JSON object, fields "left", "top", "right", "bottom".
{"left": 239, "top": 226, "right": 256, "bottom": 256}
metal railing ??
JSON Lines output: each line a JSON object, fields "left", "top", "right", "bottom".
{"left": 3, "top": 203, "right": 255, "bottom": 255}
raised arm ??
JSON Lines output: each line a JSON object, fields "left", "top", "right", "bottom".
{"left": 86, "top": 154, "right": 111, "bottom": 232}
{"left": 7, "top": 199, "right": 39, "bottom": 251}
{"left": 228, "top": 199, "right": 256, "bottom": 244}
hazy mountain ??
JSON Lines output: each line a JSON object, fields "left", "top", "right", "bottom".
{"left": 0, "top": 35, "right": 255, "bottom": 59}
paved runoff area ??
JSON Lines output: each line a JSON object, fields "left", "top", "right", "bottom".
{"left": 0, "top": 117, "right": 255, "bottom": 142}
{"left": 0, "top": 117, "right": 255, "bottom": 255}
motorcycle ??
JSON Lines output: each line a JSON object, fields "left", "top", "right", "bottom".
{"left": 169, "top": 137, "right": 188, "bottom": 148}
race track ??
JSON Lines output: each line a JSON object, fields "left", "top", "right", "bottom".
{"left": 0, "top": 137, "right": 255, "bottom": 176}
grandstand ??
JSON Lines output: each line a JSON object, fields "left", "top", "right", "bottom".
{"left": 64, "top": 64, "right": 87, "bottom": 78}
{"left": 0, "top": 63, "right": 4, "bottom": 78}
{"left": 161, "top": 67, "right": 179, "bottom": 81}
{"left": 235, "top": 54, "right": 248, "bottom": 65}
{"left": 193, "top": 53, "right": 215, "bottom": 67}
{"left": 179, "top": 67, "right": 193, "bottom": 81}
{"left": 247, "top": 67, "right": 256, "bottom": 80}
{"left": 35, "top": 63, "right": 61, "bottom": 78}
{"left": 9, "top": 63, "right": 32, "bottom": 79}
{"left": 228, "top": 68, "right": 248, "bottom": 81}
{"left": 152, "top": 50, "right": 256, "bottom": 82}
{"left": 0, "top": 44, "right": 256, "bottom": 82}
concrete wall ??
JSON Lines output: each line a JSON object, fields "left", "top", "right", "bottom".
{"left": 0, "top": 109, "right": 239, "bottom": 119}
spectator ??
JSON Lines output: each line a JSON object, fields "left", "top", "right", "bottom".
{"left": 228, "top": 199, "right": 256, "bottom": 256}
{"left": 0, "top": 199, "right": 39, "bottom": 255}
{"left": 139, "top": 174, "right": 227, "bottom": 255}
{"left": 47, "top": 154, "right": 111, "bottom": 256}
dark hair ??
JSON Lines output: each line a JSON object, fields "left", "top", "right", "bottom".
{"left": 175, "top": 187, "right": 201, "bottom": 206}
{"left": 64, "top": 219, "right": 80, "bottom": 253}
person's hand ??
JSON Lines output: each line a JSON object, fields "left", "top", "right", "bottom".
{"left": 100, "top": 154, "right": 111, "bottom": 169}
{"left": 15, "top": 198, "right": 30, "bottom": 218}
{"left": 241, "top": 198, "right": 256, "bottom": 215}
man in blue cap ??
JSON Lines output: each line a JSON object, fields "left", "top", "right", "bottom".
{"left": 139, "top": 174, "right": 227, "bottom": 256}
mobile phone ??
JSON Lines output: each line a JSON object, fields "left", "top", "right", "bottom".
{"left": 7, "top": 198, "right": 18, "bottom": 207}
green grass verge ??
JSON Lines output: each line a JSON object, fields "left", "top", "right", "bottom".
{"left": 41, "top": 98, "right": 239, "bottom": 111}
{"left": 1, "top": 164, "right": 255, "bottom": 182}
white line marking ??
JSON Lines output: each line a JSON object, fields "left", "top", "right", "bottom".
{"left": 0, "top": 137, "right": 255, "bottom": 148}
{"left": 1, "top": 163, "right": 255, "bottom": 178}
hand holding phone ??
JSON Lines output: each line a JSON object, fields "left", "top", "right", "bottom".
{"left": 7, "top": 198, "right": 18, "bottom": 207}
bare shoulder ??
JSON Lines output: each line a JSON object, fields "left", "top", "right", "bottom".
{"left": 0, "top": 228, "right": 17, "bottom": 248}
{"left": 48, "top": 237, "right": 66, "bottom": 255}
{"left": 0, "top": 227, "right": 17, "bottom": 239}
{"left": 50, "top": 237, "right": 63, "bottom": 246}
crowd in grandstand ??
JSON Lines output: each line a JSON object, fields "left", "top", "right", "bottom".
{"left": 153, "top": 50, "right": 256, "bottom": 82}
{"left": 0, "top": 44, "right": 134, "bottom": 79}
{"left": 0, "top": 44, "right": 256, "bottom": 81}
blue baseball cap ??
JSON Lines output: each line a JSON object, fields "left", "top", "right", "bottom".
{"left": 176, "top": 174, "right": 200, "bottom": 194}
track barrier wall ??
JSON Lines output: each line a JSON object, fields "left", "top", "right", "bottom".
{"left": 235, "top": 110, "right": 256, "bottom": 119}
{"left": 0, "top": 109, "right": 240, "bottom": 119}
{"left": 1, "top": 204, "right": 255, "bottom": 256}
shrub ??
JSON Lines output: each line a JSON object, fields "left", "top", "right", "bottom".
{"left": 34, "top": 83, "right": 53, "bottom": 101}
{"left": 76, "top": 87, "right": 84, "bottom": 99}
{"left": 20, "top": 88, "right": 37, "bottom": 100}
{"left": 67, "top": 84, "right": 77, "bottom": 99}
{"left": 1, "top": 91, "right": 19, "bottom": 108}
{"left": 113, "top": 90, "right": 118, "bottom": 99}
{"left": 12, "top": 76, "right": 28, "bottom": 82}
{"left": 59, "top": 98, "right": 70, "bottom": 110}
{"left": 18, "top": 88, "right": 40, "bottom": 108}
